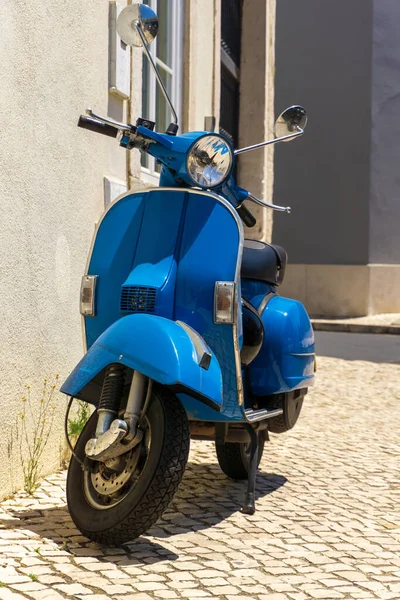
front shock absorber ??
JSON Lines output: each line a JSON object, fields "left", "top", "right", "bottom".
{"left": 95, "top": 364, "right": 126, "bottom": 437}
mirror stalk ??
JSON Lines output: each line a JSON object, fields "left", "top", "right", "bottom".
{"left": 135, "top": 23, "right": 178, "bottom": 126}
{"left": 234, "top": 130, "right": 303, "bottom": 156}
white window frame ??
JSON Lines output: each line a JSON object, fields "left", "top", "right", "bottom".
{"left": 141, "top": 0, "right": 184, "bottom": 184}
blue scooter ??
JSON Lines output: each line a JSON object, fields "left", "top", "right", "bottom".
{"left": 61, "top": 4, "right": 315, "bottom": 546}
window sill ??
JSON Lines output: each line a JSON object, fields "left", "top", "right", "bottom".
{"left": 140, "top": 167, "right": 160, "bottom": 187}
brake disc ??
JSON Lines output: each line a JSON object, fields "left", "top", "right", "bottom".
{"left": 90, "top": 445, "right": 141, "bottom": 496}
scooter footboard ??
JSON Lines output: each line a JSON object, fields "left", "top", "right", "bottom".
{"left": 60, "top": 314, "right": 223, "bottom": 411}
{"left": 248, "top": 296, "right": 315, "bottom": 396}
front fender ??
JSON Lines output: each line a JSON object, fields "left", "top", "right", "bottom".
{"left": 61, "top": 314, "right": 223, "bottom": 411}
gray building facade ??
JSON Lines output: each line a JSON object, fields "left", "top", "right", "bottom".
{"left": 273, "top": 0, "right": 400, "bottom": 316}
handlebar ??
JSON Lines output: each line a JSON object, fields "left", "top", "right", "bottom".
{"left": 78, "top": 116, "right": 119, "bottom": 139}
{"left": 237, "top": 203, "right": 257, "bottom": 228}
{"left": 77, "top": 111, "right": 290, "bottom": 219}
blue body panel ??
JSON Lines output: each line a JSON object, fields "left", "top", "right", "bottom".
{"left": 61, "top": 314, "right": 223, "bottom": 409}
{"left": 174, "top": 193, "right": 242, "bottom": 420}
{"left": 63, "top": 177, "right": 315, "bottom": 422}
{"left": 247, "top": 295, "right": 315, "bottom": 395}
{"left": 70, "top": 188, "right": 243, "bottom": 420}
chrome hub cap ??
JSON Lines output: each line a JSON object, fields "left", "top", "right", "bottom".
{"left": 83, "top": 420, "right": 150, "bottom": 510}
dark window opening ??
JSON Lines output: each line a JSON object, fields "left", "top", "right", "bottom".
{"left": 220, "top": 0, "right": 242, "bottom": 149}
{"left": 221, "top": 0, "right": 242, "bottom": 67}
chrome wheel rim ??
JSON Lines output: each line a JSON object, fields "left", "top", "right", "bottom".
{"left": 83, "top": 418, "right": 151, "bottom": 510}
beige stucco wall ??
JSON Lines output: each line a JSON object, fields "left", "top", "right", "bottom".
{"left": 183, "top": 0, "right": 220, "bottom": 133}
{"left": 0, "top": 0, "right": 219, "bottom": 498}
{"left": 0, "top": 0, "right": 275, "bottom": 498}
{"left": 238, "top": 0, "right": 276, "bottom": 242}
{"left": 0, "top": 0, "right": 129, "bottom": 497}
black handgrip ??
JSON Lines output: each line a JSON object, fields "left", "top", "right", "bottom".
{"left": 237, "top": 203, "right": 257, "bottom": 228}
{"left": 78, "top": 116, "right": 119, "bottom": 138}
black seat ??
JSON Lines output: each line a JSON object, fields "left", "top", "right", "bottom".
{"left": 241, "top": 239, "right": 287, "bottom": 286}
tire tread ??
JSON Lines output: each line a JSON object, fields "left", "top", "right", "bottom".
{"left": 71, "top": 388, "right": 189, "bottom": 546}
{"left": 215, "top": 438, "right": 265, "bottom": 480}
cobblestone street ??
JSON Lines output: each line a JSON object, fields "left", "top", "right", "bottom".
{"left": 0, "top": 356, "right": 399, "bottom": 600}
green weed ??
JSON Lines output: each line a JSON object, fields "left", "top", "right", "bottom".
{"left": 68, "top": 400, "right": 91, "bottom": 437}
{"left": 17, "top": 376, "right": 59, "bottom": 494}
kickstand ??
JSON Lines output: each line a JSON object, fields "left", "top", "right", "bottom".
{"left": 241, "top": 424, "right": 259, "bottom": 515}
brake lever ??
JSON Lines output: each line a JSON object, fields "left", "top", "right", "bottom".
{"left": 247, "top": 192, "right": 291, "bottom": 214}
{"left": 85, "top": 108, "right": 132, "bottom": 131}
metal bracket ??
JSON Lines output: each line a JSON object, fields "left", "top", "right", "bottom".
{"left": 85, "top": 419, "right": 143, "bottom": 462}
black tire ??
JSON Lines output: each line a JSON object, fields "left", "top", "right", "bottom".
{"left": 67, "top": 386, "right": 190, "bottom": 546}
{"left": 215, "top": 436, "right": 265, "bottom": 480}
{"left": 267, "top": 414, "right": 290, "bottom": 434}
{"left": 268, "top": 391, "right": 305, "bottom": 434}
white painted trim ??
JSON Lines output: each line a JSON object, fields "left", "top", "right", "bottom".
{"left": 140, "top": 168, "right": 160, "bottom": 186}
{"left": 103, "top": 176, "right": 128, "bottom": 208}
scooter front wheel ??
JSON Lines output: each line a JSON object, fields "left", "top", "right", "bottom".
{"left": 66, "top": 386, "right": 190, "bottom": 546}
{"left": 215, "top": 437, "right": 265, "bottom": 480}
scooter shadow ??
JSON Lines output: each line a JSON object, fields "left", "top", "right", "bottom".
{"left": 142, "top": 464, "right": 287, "bottom": 540}
{"left": 0, "top": 462, "right": 286, "bottom": 564}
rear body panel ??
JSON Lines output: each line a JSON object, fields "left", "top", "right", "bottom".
{"left": 244, "top": 291, "right": 315, "bottom": 396}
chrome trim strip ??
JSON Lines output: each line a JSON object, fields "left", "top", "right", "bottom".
{"left": 212, "top": 192, "right": 245, "bottom": 407}
{"left": 176, "top": 320, "right": 212, "bottom": 370}
{"left": 81, "top": 187, "right": 245, "bottom": 408}
{"left": 244, "top": 408, "right": 283, "bottom": 423}
{"left": 257, "top": 291, "right": 276, "bottom": 317}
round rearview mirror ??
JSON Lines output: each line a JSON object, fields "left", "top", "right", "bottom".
{"left": 117, "top": 3, "right": 159, "bottom": 47}
{"left": 274, "top": 105, "right": 308, "bottom": 140}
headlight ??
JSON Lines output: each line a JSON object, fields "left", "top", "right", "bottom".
{"left": 186, "top": 135, "right": 233, "bottom": 189}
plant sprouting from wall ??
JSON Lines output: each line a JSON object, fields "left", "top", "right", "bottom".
{"left": 68, "top": 400, "right": 91, "bottom": 438}
{"left": 17, "top": 376, "right": 59, "bottom": 495}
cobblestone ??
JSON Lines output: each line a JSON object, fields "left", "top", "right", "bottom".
{"left": 0, "top": 356, "right": 399, "bottom": 599}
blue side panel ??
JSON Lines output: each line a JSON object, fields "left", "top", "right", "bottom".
{"left": 85, "top": 193, "right": 145, "bottom": 349}
{"left": 121, "top": 189, "right": 186, "bottom": 319}
{"left": 248, "top": 295, "right": 315, "bottom": 395}
{"left": 62, "top": 314, "right": 223, "bottom": 408}
{"left": 85, "top": 190, "right": 186, "bottom": 349}
{"left": 175, "top": 192, "right": 242, "bottom": 421}
{"left": 126, "top": 190, "right": 185, "bottom": 288}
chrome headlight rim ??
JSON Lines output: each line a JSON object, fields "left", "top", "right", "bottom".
{"left": 186, "top": 133, "right": 234, "bottom": 190}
